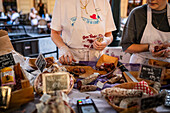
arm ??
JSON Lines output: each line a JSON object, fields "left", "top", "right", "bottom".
{"left": 51, "top": 29, "right": 76, "bottom": 64}
{"left": 126, "top": 43, "right": 170, "bottom": 58}
{"left": 125, "top": 44, "right": 149, "bottom": 53}
{"left": 51, "top": 29, "right": 65, "bottom": 48}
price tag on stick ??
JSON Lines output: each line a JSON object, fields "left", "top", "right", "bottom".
{"left": 35, "top": 54, "right": 47, "bottom": 72}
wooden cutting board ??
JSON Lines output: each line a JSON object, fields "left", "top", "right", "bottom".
{"left": 64, "top": 66, "right": 107, "bottom": 78}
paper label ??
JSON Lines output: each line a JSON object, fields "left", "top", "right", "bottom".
{"left": 40, "top": 93, "right": 51, "bottom": 103}
{"left": 97, "top": 81, "right": 104, "bottom": 89}
{"left": 61, "top": 92, "right": 69, "bottom": 103}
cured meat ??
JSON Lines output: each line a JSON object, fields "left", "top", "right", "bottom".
{"left": 80, "top": 85, "right": 97, "bottom": 92}
{"left": 77, "top": 73, "right": 99, "bottom": 89}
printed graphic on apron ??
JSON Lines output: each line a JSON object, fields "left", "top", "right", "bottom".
{"left": 82, "top": 34, "right": 97, "bottom": 48}
{"left": 70, "top": 14, "right": 100, "bottom": 26}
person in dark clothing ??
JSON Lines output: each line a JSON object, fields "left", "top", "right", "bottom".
{"left": 37, "top": 0, "right": 45, "bottom": 17}
{"left": 120, "top": 0, "right": 170, "bottom": 64}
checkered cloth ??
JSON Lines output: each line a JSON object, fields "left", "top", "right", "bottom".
{"left": 134, "top": 81, "right": 153, "bottom": 96}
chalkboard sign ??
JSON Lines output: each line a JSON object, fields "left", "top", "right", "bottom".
{"left": 139, "top": 64, "right": 163, "bottom": 82}
{"left": 42, "top": 72, "right": 70, "bottom": 94}
{"left": 35, "top": 54, "right": 46, "bottom": 72}
{"left": 0, "top": 53, "right": 15, "bottom": 70}
{"left": 140, "top": 90, "right": 166, "bottom": 110}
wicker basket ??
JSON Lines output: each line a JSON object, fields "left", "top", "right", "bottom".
{"left": 34, "top": 73, "right": 75, "bottom": 96}
{"left": 104, "top": 82, "right": 158, "bottom": 112}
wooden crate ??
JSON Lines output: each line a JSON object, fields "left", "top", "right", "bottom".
{"left": 9, "top": 67, "right": 34, "bottom": 108}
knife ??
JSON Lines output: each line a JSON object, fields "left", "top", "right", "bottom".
{"left": 117, "top": 61, "right": 138, "bottom": 82}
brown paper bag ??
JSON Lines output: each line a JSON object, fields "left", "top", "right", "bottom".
{"left": 0, "top": 30, "right": 14, "bottom": 56}
{"left": 96, "top": 54, "right": 118, "bottom": 67}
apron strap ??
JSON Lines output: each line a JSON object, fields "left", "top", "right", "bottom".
{"left": 147, "top": 5, "right": 152, "bottom": 25}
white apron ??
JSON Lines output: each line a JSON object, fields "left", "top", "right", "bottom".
{"left": 59, "top": 0, "right": 105, "bottom": 61}
{"left": 130, "top": 2, "right": 170, "bottom": 64}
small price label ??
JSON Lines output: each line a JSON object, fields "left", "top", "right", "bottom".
{"left": 35, "top": 54, "right": 46, "bottom": 72}
{"left": 96, "top": 81, "right": 104, "bottom": 89}
{"left": 40, "top": 93, "right": 51, "bottom": 103}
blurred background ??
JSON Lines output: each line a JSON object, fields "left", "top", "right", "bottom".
{"left": 0, "top": 0, "right": 169, "bottom": 60}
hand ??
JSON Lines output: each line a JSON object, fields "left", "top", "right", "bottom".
{"left": 59, "top": 46, "right": 76, "bottom": 64}
{"left": 93, "top": 35, "right": 112, "bottom": 51}
{"left": 93, "top": 39, "right": 107, "bottom": 51}
{"left": 149, "top": 43, "right": 170, "bottom": 58}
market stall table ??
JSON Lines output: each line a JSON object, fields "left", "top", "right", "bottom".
{"left": 1, "top": 88, "right": 170, "bottom": 113}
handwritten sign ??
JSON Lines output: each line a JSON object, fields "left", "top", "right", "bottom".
{"left": 0, "top": 53, "right": 15, "bottom": 70}
{"left": 140, "top": 90, "right": 166, "bottom": 110}
{"left": 35, "top": 54, "right": 46, "bottom": 72}
{"left": 139, "top": 65, "right": 163, "bottom": 82}
{"left": 42, "top": 72, "right": 70, "bottom": 94}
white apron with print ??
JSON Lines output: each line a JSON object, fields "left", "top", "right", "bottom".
{"left": 130, "top": 3, "right": 170, "bottom": 64}
{"left": 59, "top": 0, "right": 105, "bottom": 61}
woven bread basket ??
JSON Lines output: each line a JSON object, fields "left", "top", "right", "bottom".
{"left": 104, "top": 82, "right": 158, "bottom": 112}
{"left": 34, "top": 73, "right": 75, "bottom": 96}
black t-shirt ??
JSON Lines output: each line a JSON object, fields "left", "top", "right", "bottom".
{"left": 120, "top": 4, "right": 170, "bottom": 51}
{"left": 38, "top": 3, "right": 45, "bottom": 15}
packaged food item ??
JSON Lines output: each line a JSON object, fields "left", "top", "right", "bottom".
{"left": 37, "top": 91, "right": 73, "bottom": 113}
{"left": 1, "top": 67, "right": 16, "bottom": 86}
{"left": 13, "top": 63, "right": 24, "bottom": 91}
{"left": 107, "top": 74, "right": 122, "bottom": 84}
{"left": 96, "top": 34, "right": 104, "bottom": 42}
{"left": 119, "top": 98, "right": 139, "bottom": 108}
{"left": 77, "top": 73, "right": 99, "bottom": 89}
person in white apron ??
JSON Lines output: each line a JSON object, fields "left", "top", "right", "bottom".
{"left": 121, "top": 0, "right": 170, "bottom": 64}
{"left": 50, "top": 0, "right": 116, "bottom": 64}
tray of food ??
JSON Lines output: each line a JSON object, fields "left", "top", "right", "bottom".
{"left": 101, "top": 82, "right": 158, "bottom": 112}
{"left": 64, "top": 66, "right": 107, "bottom": 78}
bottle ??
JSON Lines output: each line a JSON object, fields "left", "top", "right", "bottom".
{"left": 42, "top": 14, "right": 45, "bottom": 19}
